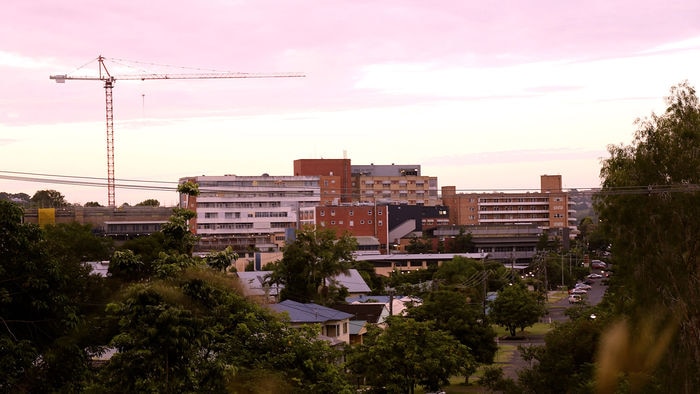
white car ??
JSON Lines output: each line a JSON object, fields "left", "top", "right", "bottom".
{"left": 568, "top": 294, "right": 583, "bottom": 304}
{"left": 575, "top": 283, "right": 592, "bottom": 290}
{"left": 587, "top": 273, "right": 603, "bottom": 279}
{"left": 571, "top": 288, "right": 588, "bottom": 295}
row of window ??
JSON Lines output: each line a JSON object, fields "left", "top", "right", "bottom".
{"left": 198, "top": 180, "right": 318, "bottom": 188}
{"left": 479, "top": 206, "right": 552, "bottom": 211}
{"left": 198, "top": 222, "right": 294, "bottom": 230}
{"left": 479, "top": 197, "right": 550, "bottom": 203}
{"left": 319, "top": 209, "right": 382, "bottom": 217}
{"left": 199, "top": 202, "right": 282, "bottom": 208}
{"left": 319, "top": 219, "right": 383, "bottom": 227}
{"left": 199, "top": 191, "right": 317, "bottom": 198}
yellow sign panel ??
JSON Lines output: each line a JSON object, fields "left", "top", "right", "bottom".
{"left": 38, "top": 208, "right": 56, "bottom": 227}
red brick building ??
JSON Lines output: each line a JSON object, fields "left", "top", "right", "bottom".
{"left": 316, "top": 203, "right": 388, "bottom": 254}
{"left": 441, "top": 175, "right": 575, "bottom": 231}
{"left": 294, "top": 159, "right": 352, "bottom": 204}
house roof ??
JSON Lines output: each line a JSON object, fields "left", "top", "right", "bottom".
{"left": 355, "top": 236, "right": 380, "bottom": 246}
{"left": 269, "top": 300, "right": 353, "bottom": 323}
{"left": 326, "top": 269, "right": 372, "bottom": 293}
{"left": 236, "top": 271, "right": 281, "bottom": 297}
{"left": 349, "top": 320, "right": 368, "bottom": 336}
{"left": 345, "top": 295, "right": 423, "bottom": 316}
{"left": 236, "top": 269, "right": 371, "bottom": 297}
{"left": 331, "top": 303, "right": 387, "bottom": 324}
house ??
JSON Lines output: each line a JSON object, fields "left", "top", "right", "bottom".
{"left": 331, "top": 303, "right": 390, "bottom": 345}
{"left": 331, "top": 303, "right": 390, "bottom": 325}
{"left": 235, "top": 271, "right": 282, "bottom": 303}
{"left": 269, "top": 300, "right": 354, "bottom": 346}
{"left": 236, "top": 269, "right": 372, "bottom": 303}
{"left": 345, "top": 294, "right": 422, "bottom": 317}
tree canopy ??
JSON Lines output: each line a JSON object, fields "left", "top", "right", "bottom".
{"left": 489, "top": 283, "right": 546, "bottom": 338}
{"left": 595, "top": 81, "right": 700, "bottom": 391}
{"left": 30, "top": 189, "right": 68, "bottom": 208}
{"left": 346, "top": 316, "right": 474, "bottom": 393}
{"left": 266, "top": 226, "right": 357, "bottom": 304}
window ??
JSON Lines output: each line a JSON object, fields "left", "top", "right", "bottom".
{"left": 368, "top": 210, "right": 373, "bottom": 215}
{"left": 343, "top": 322, "right": 348, "bottom": 334}
{"left": 377, "top": 220, "right": 383, "bottom": 226}
{"left": 349, "top": 220, "right": 354, "bottom": 227}
{"left": 320, "top": 210, "right": 325, "bottom": 216}
{"left": 204, "top": 212, "right": 218, "bottom": 219}
{"left": 349, "top": 210, "right": 354, "bottom": 216}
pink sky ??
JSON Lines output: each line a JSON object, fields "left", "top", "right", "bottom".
{"left": 2, "top": 1, "right": 700, "bottom": 205}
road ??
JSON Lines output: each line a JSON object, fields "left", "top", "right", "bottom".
{"left": 500, "top": 274, "right": 607, "bottom": 380}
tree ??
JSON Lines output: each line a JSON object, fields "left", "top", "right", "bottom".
{"left": 160, "top": 208, "right": 199, "bottom": 256}
{"left": 351, "top": 259, "right": 386, "bottom": 295}
{"left": 594, "top": 81, "right": 700, "bottom": 391}
{"left": 266, "top": 227, "right": 357, "bottom": 304}
{"left": 0, "top": 201, "right": 105, "bottom": 392}
{"left": 108, "top": 249, "right": 149, "bottom": 282}
{"left": 0, "top": 192, "right": 31, "bottom": 206}
{"left": 42, "top": 222, "right": 113, "bottom": 264}
{"left": 489, "top": 284, "right": 545, "bottom": 338}
{"left": 204, "top": 246, "right": 238, "bottom": 272}
{"left": 346, "top": 316, "right": 474, "bottom": 394}
{"left": 446, "top": 228, "right": 474, "bottom": 253}
{"left": 135, "top": 199, "right": 160, "bottom": 207}
{"left": 30, "top": 189, "right": 68, "bottom": 208}
{"left": 84, "top": 201, "right": 102, "bottom": 207}
{"left": 408, "top": 289, "right": 497, "bottom": 367}
{"left": 405, "top": 234, "right": 433, "bottom": 254}
{"left": 95, "top": 267, "right": 351, "bottom": 393}
{"left": 517, "top": 314, "right": 601, "bottom": 393}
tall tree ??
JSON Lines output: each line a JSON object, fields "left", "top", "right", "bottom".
{"left": 489, "top": 283, "right": 546, "bottom": 338}
{"left": 0, "top": 201, "right": 103, "bottom": 392}
{"left": 204, "top": 246, "right": 238, "bottom": 272}
{"left": 135, "top": 199, "right": 160, "bottom": 207}
{"left": 408, "top": 289, "right": 497, "bottom": 367}
{"left": 30, "top": 189, "right": 68, "bottom": 208}
{"left": 42, "top": 222, "right": 113, "bottom": 264}
{"left": 346, "top": 316, "right": 474, "bottom": 394}
{"left": 266, "top": 227, "right": 357, "bottom": 304}
{"left": 595, "top": 81, "right": 700, "bottom": 392}
{"left": 96, "top": 267, "right": 351, "bottom": 393}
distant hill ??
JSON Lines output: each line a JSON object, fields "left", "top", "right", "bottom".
{"left": 568, "top": 189, "right": 598, "bottom": 224}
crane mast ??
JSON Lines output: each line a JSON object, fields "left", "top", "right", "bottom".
{"left": 50, "top": 55, "right": 304, "bottom": 207}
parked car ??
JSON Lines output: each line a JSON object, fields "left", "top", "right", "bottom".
{"left": 571, "top": 288, "right": 588, "bottom": 295}
{"left": 591, "top": 260, "right": 607, "bottom": 269}
{"left": 587, "top": 273, "right": 603, "bottom": 279}
{"left": 568, "top": 294, "right": 583, "bottom": 304}
{"left": 575, "top": 283, "right": 592, "bottom": 290}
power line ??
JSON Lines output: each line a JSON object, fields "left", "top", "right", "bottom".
{"left": 2, "top": 170, "right": 698, "bottom": 197}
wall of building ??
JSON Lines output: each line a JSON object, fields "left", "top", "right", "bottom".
{"left": 316, "top": 203, "right": 388, "bottom": 251}
{"left": 23, "top": 206, "right": 173, "bottom": 236}
{"left": 294, "top": 159, "right": 352, "bottom": 203}
{"left": 440, "top": 175, "right": 576, "bottom": 230}
{"left": 179, "top": 174, "right": 320, "bottom": 252}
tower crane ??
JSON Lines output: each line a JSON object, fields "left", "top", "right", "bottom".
{"left": 50, "top": 55, "right": 305, "bottom": 207}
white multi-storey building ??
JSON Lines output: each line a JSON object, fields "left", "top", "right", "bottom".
{"left": 179, "top": 174, "right": 319, "bottom": 252}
